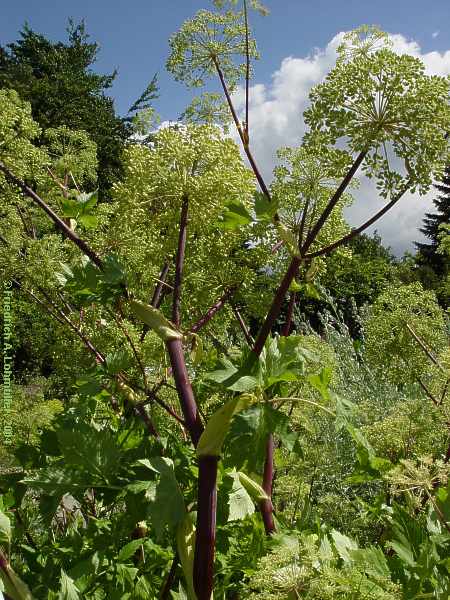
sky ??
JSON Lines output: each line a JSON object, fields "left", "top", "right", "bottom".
{"left": 1, "top": 1, "right": 450, "bottom": 254}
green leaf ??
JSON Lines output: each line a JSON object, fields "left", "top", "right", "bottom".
{"left": 307, "top": 367, "right": 332, "bottom": 400}
{"left": 190, "top": 334, "right": 203, "bottom": 365}
{"left": 330, "top": 529, "right": 358, "bottom": 562}
{"left": 225, "top": 404, "right": 300, "bottom": 471}
{"left": 334, "top": 395, "right": 357, "bottom": 431}
{"left": 140, "top": 457, "right": 185, "bottom": 538}
{"left": 206, "top": 357, "right": 259, "bottom": 392}
{"left": 101, "top": 254, "right": 126, "bottom": 285}
{"left": 56, "top": 424, "right": 121, "bottom": 483}
{"left": 78, "top": 214, "right": 98, "bottom": 229}
{"left": 197, "top": 395, "right": 252, "bottom": 457}
{"left": 276, "top": 223, "right": 300, "bottom": 258}
{"left": 288, "top": 280, "right": 303, "bottom": 293}
{"left": 176, "top": 513, "right": 196, "bottom": 600}
{"left": 68, "top": 552, "right": 100, "bottom": 586}
{"left": 0, "top": 554, "right": 34, "bottom": 600}
{"left": 350, "top": 546, "right": 391, "bottom": 579}
{"left": 254, "top": 192, "right": 277, "bottom": 222}
{"left": 304, "top": 282, "right": 321, "bottom": 300}
{"left": 0, "top": 511, "right": 11, "bottom": 545}
{"left": 217, "top": 201, "right": 252, "bottom": 230}
{"left": 77, "top": 190, "right": 98, "bottom": 212}
{"left": 116, "top": 563, "right": 138, "bottom": 587}
{"left": 105, "top": 348, "right": 132, "bottom": 375}
{"left": 261, "top": 335, "right": 309, "bottom": 388}
{"left": 117, "top": 539, "right": 146, "bottom": 562}
{"left": 227, "top": 471, "right": 255, "bottom": 521}
{"left": 61, "top": 198, "right": 81, "bottom": 218}
{"left": 346, "top": 426, "right": 393, "bottom": 483}
{"left": 58, "top": 569, "right": 81, "bottom": 600}
{"left": 21, "top": 465, "right": 89, "bottom": 497}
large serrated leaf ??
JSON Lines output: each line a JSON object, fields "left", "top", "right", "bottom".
{"left": 226, "top": 471, "right": 255, "bottom": 521}
{"left": 117, "top": 539, "right": 146, "bottom": 562}
{"left": 217, "top": 201, "right": 252, "bottom": 230}
{"left": 58, "top": 569, "right": 81, "bottom": 600}
{"left": 139, "top": 457, "right": 185, "bottom": 538}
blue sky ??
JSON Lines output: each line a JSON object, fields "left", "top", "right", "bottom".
{"left": 1, "top": 1, "right": 450, "bottom": 253}
{"left": 1, "top": 1, "right": 449, "bottom": 120}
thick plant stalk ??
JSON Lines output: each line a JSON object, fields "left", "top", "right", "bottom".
{"left": 193, "top": 456, "right": 219, "bottom": 600}
{"left": 159, "top": 555, "right": 178, "bottom": 600}
{"left": 253, "top": 256, "right": 302, "bottom": 357}
{"left": 166, "top": 193, "right": 204, "bottom": 445}
{"left": 259, "top": 289, "right": 295, "bottom": 534}
{"left": 260, "top": 434, "right": 275, "bottom": 533}
{"left": 166, "top": 338, "right": 203, "bottom": 446}
{"left": 164, "top": 194, "right": 218, "bottom": 599}
{"left": 253, "top": 150, "right": 369, "bottom": 356}
{"left": 259, "top": 287, "right": 296, "bottom": 533}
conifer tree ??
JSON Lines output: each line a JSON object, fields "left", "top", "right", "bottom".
{"left": 0, "top": 21, "right": 131, "bottom": 196}
{"left": 416, "top": 165, "right": 450, "bottom": 278}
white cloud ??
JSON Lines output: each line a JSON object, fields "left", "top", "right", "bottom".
{"left": 231, "top": 33, "right": 450, "bottom": 255}
{"left": 432, "top": 30, "right": 440, "bottom": 39}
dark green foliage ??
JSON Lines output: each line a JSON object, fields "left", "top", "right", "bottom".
{"left": 415, "top": 165, "right": 450, "bottom": 304}
{"left": 0, "top": 21, "right": 129, "bottom": 196}
{"left": 322, "top": 232, "right": 396, "bottom": 307}
{"left": 416, "top": 165, "right": 450, "bottom": 277}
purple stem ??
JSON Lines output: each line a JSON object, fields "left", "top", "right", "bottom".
{"left": 152, "top": 262, "right": 170, "bottom": 309}
{"left": 166, "top": 338, "right": 204, "bottom": 446}
{"left": 305, "top": 182, "right": 410, "bottom": 259}
{"left": 140, "top": 261, "right": 171, "bottom": 342}
{"left": 300, "top": 150, "right": 367, "bottom": 256}
{"left": 260, "top": 434, "right": 275, "bottom": 534}
{"left": 231, "top": 305, "right": 254, "bottom": 347}
{"left": 159, "top": 554, "right": 179, "bottom": 599}
{"left": 189, "top": 287, "right": 236, "bottom": 334}
{"left": 253, "top": 256, "right": 302, "bottom": 357}
{"left": 193, "top": 456, "right": 219, "bottom": 600}
{"left": 0, "top": 161, "right": 104, "bottom": 269}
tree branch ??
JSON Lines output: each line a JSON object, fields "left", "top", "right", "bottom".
{"left": 301, "top": 149, "right": 367, "bottom": 255}
{"left": 0, "top": 161, "right": 104, "bottom": 269}
{"left": 231, "top": 305, "right": 254, "bottom": 346}
{"left": 252, "top": 256, "right": 302, "bottom": 356}
{"left": 189, "top": 286, "right": 236, "bottom": 333}
{"left": 305, "top": 182, "right": 410, "bottom": 259}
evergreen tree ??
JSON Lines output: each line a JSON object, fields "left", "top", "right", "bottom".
{"left": 0, "top": 20, "right": 131, "bottom": 196}
{"left": 415, "top": 165, "right": 450, "bottom": 278}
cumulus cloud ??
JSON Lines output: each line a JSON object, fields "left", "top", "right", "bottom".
{"left": 230, "top": 33, "right": 450, "bottom": 255}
